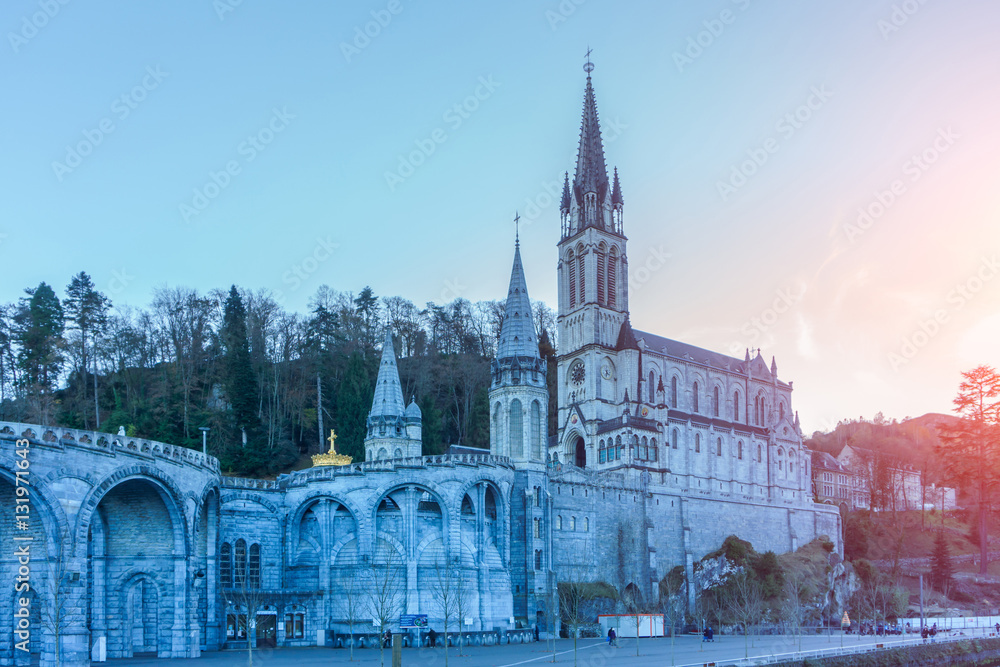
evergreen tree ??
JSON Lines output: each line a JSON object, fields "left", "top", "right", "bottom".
{"left": 220, "top": 286, "right": 257, "bottom": 445}
{"left": 419, "top": 393, "right": 444, "bottom": 455}
{"left": 64, "top": 271, "right": 110, "bottom": 427}
{"left": 539, "top": 328, "right": 558, "bottom": 437}
{"left": 14, "top": 283, "right": 65, "bottom": 421}
{"left": 335, "top": 351, "right": 372, "bottom": 461}
{"left": 930, "top": 531, "right": 953, "bottom": 594}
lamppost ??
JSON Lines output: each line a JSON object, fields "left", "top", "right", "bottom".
{"left": 199, "top": 426, "right": 210, "bottom": 455}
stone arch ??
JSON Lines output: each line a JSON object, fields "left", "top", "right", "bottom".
{"left": 117, "top": 570, "right": 166, "bottom": 657}
{"left": 370, "top": 483, "right": 450, "bottom": 556}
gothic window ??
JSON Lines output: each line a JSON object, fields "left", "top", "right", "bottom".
{"left": 648, "top": 371, "right": 655, "bottom": 403}
{"left": 510, "top": 399, "right": 523, "bottom": 458}
{"left": 615, "top": 435, "right": 622, "bottom": 460}
{"left": 569, "top": 516, "right": 576, "bottom": 531}
{"left": 713, "top": 387, "right": 720, "bottom": 417}
{"left": 757, "top": 444, "right": 762, "bottom": 463}
{"left": 534, "top": 550, "right": 543, "bottom": 570}
{"left": 754, "top": 397, "right": 760, "bottom": 425}
{"left": 734, "top": 391, "right": 740, "bottom": 421}
{"left": 557, "top": 515, "right": 563, "bottom": 530}
{"left": 533, "top": 518, "right": 540, "bottom": 538}
{"left": 531, "top": 400, "right": 542, "bottom": 460}
{"left": 779, "top": 401, "right": 785, "bottom": 421}
{"left": 234, "top": 539, "right": 247, "bottom": 586}
{"left": 577, "top": 246, "right": 586, "bottom": 305}
{"left": 597, "top": 243, "right": 606, "bottom": 305}
{"left": 584, "top": 517, "right": 589, "bottom": 532}
{"left": 670, "top": 376, "right": 678, "bottom": 407}
{"left": 568, "top": 250, "right": 576, "bottom": 308}
{"left": 671, "top": 429, "right": 678, "bottom": 449}
{"left": 534, "top": 486, "right": 541, "bottom": 507}
{"left": 607, "top": 247, "right": 617, "bottom": 308}
{"left": 641, "top": 436, "right": 648, "bottom": 460}
{"left": 693, "top": 382, "right": 699, "bottom": 412}
{"left": 717, "top": 438, "right": 722, "bottom": 457}
{"left": 248, "top": 543, "right": 261, "bottom": 589}
{"left": 695, "top": 434, "right": 701, "bottom": 453}
{"left": 599, "top": 439, "right": 606, "bottom": 463}
{"left": 738, "top": 441, "right": 744, "bottom": 460}
{"left": 220, "top": 543, "right": 232, "bottom": 588}
{"left": 651, "top": 438, "right": 658, "bottom": 462}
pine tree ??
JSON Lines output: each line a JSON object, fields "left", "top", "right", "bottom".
{"left": 220, "top": 286, "right": 257, "bottom": 449}
{"left": 64, "top": 272, "right": 110, "bottom": 428}
{"left": 14, "top": 283, "right": 65, "bottom": 421}
{"left": 335, "top": 351, "right": 372, "bottom": 461}
{"left": 930, "top": 531, "right": 953, "bottom": 594}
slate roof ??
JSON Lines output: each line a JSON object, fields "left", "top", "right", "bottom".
{"left": 497, "top": 243, "right": 539, "bottom": 360}
{"left": 369, "top": 329, "right": 406, "bottom": 419}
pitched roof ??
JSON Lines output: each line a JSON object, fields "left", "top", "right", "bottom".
{"left": 369, "top": 329, "right": 406, "bottom": 419}
{"left": 616, "top": 319, "right": 639, "bottom": 351}
{"left": 496, "top": 243, "right": 539, "bottom": 359}
{"left": 633, "top": 328, "right": 746, "bottom": 373}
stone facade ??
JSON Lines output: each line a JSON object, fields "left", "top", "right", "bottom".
{"left": 0, "top": 65, "right": 841, "bottom": 666}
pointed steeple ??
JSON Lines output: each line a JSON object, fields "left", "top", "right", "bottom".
{"left": 611, "top": 167, "right": 623, "bottom": 208}
{"left": 573, "top": 68, "right": 610, "bottom": 227}
{"left": 560, "top": 172, "right": 571, "bottom": 216}
{"left": 497, "top": 241, "right": 539, "bottom": 359}
{"left": 615, "top": 317, "right": 639, "bottom": 351}
{"left": 745, "top": 348, "right": 751, "bottom": 363}
{"left": 370, "top": 329, "right": 406, "bottom": 418}
{"left": 770, "top": 356, "right": 778, "bottom": 375}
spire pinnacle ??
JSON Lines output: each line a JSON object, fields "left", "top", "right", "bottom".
{"left": 573, "top": 59, "right": 610, "bottom": 229}
{"left": 560, "top": 172, "right": 571, "bottom": 214}
{"left": 369, "top": 329, "right": 406, "bottom": 419}
{"left": 497, "top": 239, "right": 539, "bottom": 360}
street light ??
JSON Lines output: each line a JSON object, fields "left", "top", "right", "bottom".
{"left": 199, "top": 427, "right": 210, "bottom": 455}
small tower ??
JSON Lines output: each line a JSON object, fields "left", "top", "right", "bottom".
{"left": 490, "top": 235, "right": 548, "bottom": 465}
{"left": 365, "top": 330, "right": 421, "bottom": 460}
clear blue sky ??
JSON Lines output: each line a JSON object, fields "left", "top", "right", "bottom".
{"left": 3, "top": 0, "right": 999, "bottom": 432}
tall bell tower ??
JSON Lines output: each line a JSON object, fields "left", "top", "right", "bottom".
{"left": 555, "top": 58, "right": 630, "bottom": 465}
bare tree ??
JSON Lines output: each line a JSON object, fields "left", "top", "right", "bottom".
{"left": 38, "top": 554, "right": 72, "bottom": 667}
{"left": 558, "top": 580, "right": 594, "bottom": 667}
{"left": 224, "top": 572, "right": 272, "bottom": 667}
{"left": 430, "top": 559, "right": 462, "bottom": 667}
{"left": 781, "top": 571, "right": 811, "bottom": 652}
{"left": 338, "top": 569, "right": 364, "bottom": 661}
{"left": 365, "top": 542, "right": 405, "bottom": 667}
{"left": 725, "top": 573, "right": 765, "bottom": 658}
{"left": 659, "top": 576, "right": 684, "bottom": 667}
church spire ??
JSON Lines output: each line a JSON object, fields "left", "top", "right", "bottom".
{"left": 497, "top": 238, "right": 539, "bottom": 360}
{"left": 369, "top": 329, "right": 406, "bottom": 418}
{"left": 572, "top": 60, "right": 610, "bottom": 231}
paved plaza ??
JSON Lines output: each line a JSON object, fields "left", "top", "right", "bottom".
{"left": 108, "top": 632, "right": 959, "bottom": 667}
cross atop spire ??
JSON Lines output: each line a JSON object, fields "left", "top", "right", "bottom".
{"left": 514, "top": 211, "right": 520, "bottom": 247}
{"left": 584, "top": 46, "right": 594, "bottom": 75}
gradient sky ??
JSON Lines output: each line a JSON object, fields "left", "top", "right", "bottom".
{"left": 3, "top": 1, "right": 999, "bottom": 434}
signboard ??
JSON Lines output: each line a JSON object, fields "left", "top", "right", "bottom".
{"left": 399, "top": 614, "right": 428, "bottom": 629}
{"left": 841, "top": 612, "right": 850, "bottom": 627}
{"left": 464, "top": 617, "right": 473, "bottom": 627}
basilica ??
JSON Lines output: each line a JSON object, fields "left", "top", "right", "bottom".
{"left": 0, "top": 66, "right": 840, "bottom": 665}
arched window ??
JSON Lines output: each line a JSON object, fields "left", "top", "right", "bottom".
{"left": 615, "top": 435, "right": 622, "bottom": 460}
{"left": 734, "top": 391, "right": 740, "bottom": 421}
{"left": 509, "top": 399, "right": 523, "bottom": 458}
{"left": 651, "top": 438, "right": 658, "bottom": 461}
{"left": 535, "top": 550, "right": 543, "bottom": 570}
{"left": 695, "top": 434, "right": 701, "bottom": 453}
{"left": 597, "top": 243, "right": 606, "bottom": 305}
{"left": 531, "top": 400, "right": 542, "bottom": 460}
{"left": 757, "top": 444, "right": 762, "bottom": 463}
{"left": 779, "top": 401, "right": 785, "bottom": 421}
{"left": 577, "top": 247, "right": 586, "bottom": 305}
{"left": 607, "top": 247, "right": 617, "bottom": 308}
{"left": 220, "top": 543, "right": 232, "bottom": 588}
{"left": 557, "top": 515, "right": 563, "bottom": 530}
{"left": 693, "top": 382, "right": 700, "bottom": 412}
{"left": 738, "top": 441, "right": 744, "bottom": 460}
{"left": 234, "top": 539, "right": 247, "bottom": 586}
{"left": 248, "top": 543, "right": 261, "bottom": 589}
{"left": 671, "top": 429, "right": 678, "bottom": 449}
{"left": 670, "top": 376, "right": 678, "bottom": 407}
{"left": 717, "top": 438, "right": 722, "bottom": 456}
{"left": 569, "top": 516, "right": 576, "bottom": 531}
{"left": 641, "top": 436, "right": 648, "bottom": 460}
{"left": 649, "top": 371, "right": 655, "bottom": 403}
{"left": 533, "top": 517, "right": 540, "bottom": 538}
{"left": 713, "top": 386, "right": 720, "bottom": 417}
{"left": 599, "top": 439, "right": 606, "bottom": 464}
{"left": 584, "top": 517, "right": 589, "bottom": 532}
{"left": 568, "top": 250, "right": 576, "bottom": 309}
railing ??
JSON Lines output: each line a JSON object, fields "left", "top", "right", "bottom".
{"left": 0, "top": 420, "right": 220, "bottom": 472}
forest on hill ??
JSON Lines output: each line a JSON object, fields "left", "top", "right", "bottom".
{"left": 0, "top": 272, "right": 557, "bottom": 474}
